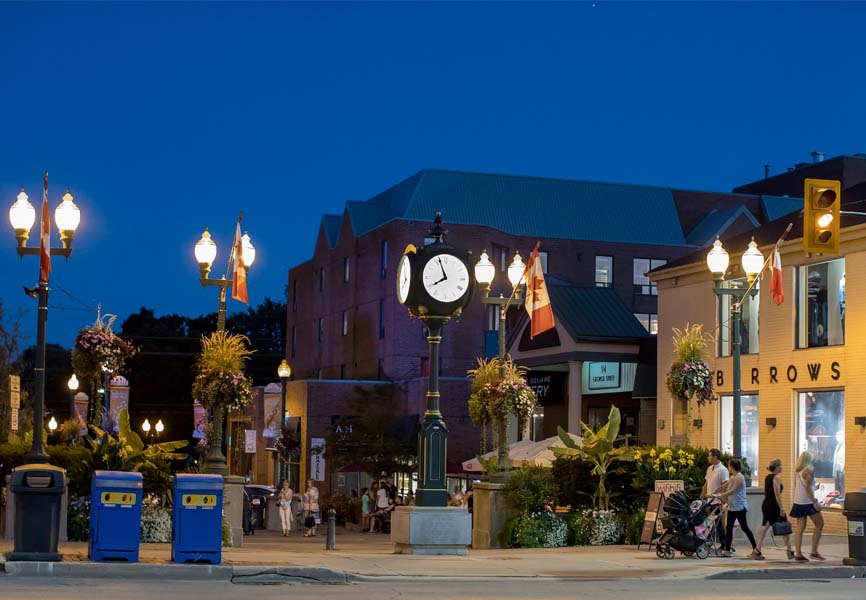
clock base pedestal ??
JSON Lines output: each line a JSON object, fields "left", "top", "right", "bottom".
{"left": 391, "top": 506, "right": 471, "bottom": 555}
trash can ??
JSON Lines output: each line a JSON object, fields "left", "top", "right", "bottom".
{"left": 89, "top": 470, "right": 143, "bottom": 562}
{"left": 7, "top": 464, "right": 66, "bottom": 561}
{"left": 172, "top": 473, "right": 223, "bottom": 564}
{"left": 843, "top": 490, "right": 866, "bottom": 566}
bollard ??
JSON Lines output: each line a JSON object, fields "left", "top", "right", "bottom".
{"left": 326, "top": 508, "right": 336, "bottom": 551}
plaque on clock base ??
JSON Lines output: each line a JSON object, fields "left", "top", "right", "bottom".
{"left": 390, "top": 505, "right": 471, "bottom": 555}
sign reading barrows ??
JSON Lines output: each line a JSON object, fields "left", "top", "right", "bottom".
{"left": 588, "top": 362, "right": 620, "bottom": 390}
{"left": 716, "top": 360, "right": 841, "bottom": 387}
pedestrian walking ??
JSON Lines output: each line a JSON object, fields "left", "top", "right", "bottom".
{"left": 303, "top": 480, "right": 320, "bottom": 537}
{"left": 791, "top": 451, "right": 825, "bottom": 561}
{"left": 278, "top": 480, "right": 294, "bottom": 536}
{"left": 755, "top": 459, "right": 793, "bottom": 559}
{"left": 718, "top": 459, "right": 761, "bottom": 559}
{"left": 701, "top": 448, "right": 730, "bottom": 551}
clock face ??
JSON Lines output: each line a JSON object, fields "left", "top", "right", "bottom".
{"left": 397, "top": 254, "right": 412, "bottom": 304}
{"left": 422, "top": 253, "right": 470, "bottom": 304}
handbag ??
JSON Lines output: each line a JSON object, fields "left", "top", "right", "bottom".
{"left": 304, "top": 515, "right": 316, "bottom": 528}
{"left": 772, "top": 518, "right": 792, "bottom": 536}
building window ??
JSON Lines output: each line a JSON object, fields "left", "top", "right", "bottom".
{"left": 798, "top": 391, "right": 845, "bottom": 505}
{"left": 378, "top": 299, "right": 385, "bottom": 339}
{"left": 343, "top": 256, "right": 350, "bottom": 283}
{"left": 797, "top": 259, "right": 845, "bottom": 349}
{"left": 595, "top": 255, "right": 613, "bottom": 287}
{"left": 718, "top": 279, "right": 760, "bottom": 356}
{"left": 291, "top": 280, "right": 297, "bottom": 312}
{"left": 291, "top": 326, "right": 296, "bottom": 359}
{"left": 319, "top": 267, "right": 324, "bottom": 292}
{"left": 341, "top": 311, "right": 348, "bottom": 336}
{"left": 317, "top": 318, "right": 323, "bottom": 343}
{"left": 633, "top": 313, "right": 658, "bottom": 334}
{"left": 487, "top": 305, "right": 500, "bottom": 331}
{"left": 537, "top": 251, "right": 548, "bottom": 274}
{"left": 633, "top": 258, "right": 666, "bottom": 295}
{"left": 380, "top": 240, "right": 388, "bottom": 280}
{"left": 720, "top": 394, "right": 759, "bottom": 486}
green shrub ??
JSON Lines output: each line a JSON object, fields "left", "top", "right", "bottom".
{"left": 67, "top": 496, "right": 90, "bottom": 542}
{"left": 505, "top": 511, "right": 568, "bottom": 548}
{"left": 621, "top": 509, "right": 645, "bottom": 545}
{"left": 222, "top": 515, "right": 232, "bottom": 547}
{"left": 566, "top": 509, "right": 624, "bottom": 545}
{"left": 565, "top": 511, "right": 591, "bottom": 546}
{"left": 503, "top": 465, "right": 558, "bottom": 514}
{"left": 48, "top": 445, "right": 93, "bottom": 498}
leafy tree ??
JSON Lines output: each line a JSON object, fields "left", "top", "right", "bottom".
{"left": 326, "top": 385, "right": 417, "bottom": 479}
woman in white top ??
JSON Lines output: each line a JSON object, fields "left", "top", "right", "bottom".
{"left": 791, "top": 451, "right": 825, "bottom": 561}
{"left": 277, "top": 480, "right": 293, "bottom": 536}
{"left": 303, "top": 480, "right": 320, "bottom": 537}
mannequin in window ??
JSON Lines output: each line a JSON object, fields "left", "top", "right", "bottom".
{"left": 833, "top": 430, "right": 845, "bottom": 500}
{"left": 807, "top": 270, "right": 827, "bottom": 347}
{"left": 839, "top": 272, "right": 846, "bottom": 339}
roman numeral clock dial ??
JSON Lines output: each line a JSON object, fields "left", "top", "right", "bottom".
{"left": 422, "top": 253, "right": 470, "bottom": 304}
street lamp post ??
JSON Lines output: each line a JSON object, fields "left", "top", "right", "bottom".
{"left": 8, "top": 173, "right": 80, "bottom": 463}
{"left": 473, "top": 250, "right": 526, "bottom": 481}
{"left": 141, "top": 418, "right": 164, "bottom": 442}
{"left": 277, "top": 359, "right": 291, "bottom": 485}
{"left": 706, "top": 237, "right": 763, "bottom": 459}
{"left": 67, "top": 373, "right": 79, "bottom": 422}
{"left": 193, "top": 223, "right": 255, "bottom": 475}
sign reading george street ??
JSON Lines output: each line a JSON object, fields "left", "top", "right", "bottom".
{"left": 588, "top": 362, "right": 620, "bottom": 390}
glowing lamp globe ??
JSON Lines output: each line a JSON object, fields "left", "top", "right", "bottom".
{"left": 706, "top": 238, "right": 729, "bottom": 278}
{"left": 474, "top": 250, "right": 495, "bottom": 287}
{"left": 741, "top": 239, "right": 764, "bottom": 278}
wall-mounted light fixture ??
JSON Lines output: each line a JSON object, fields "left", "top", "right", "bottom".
{"left": 692, "top": 419, "right": 703, "bottom": 429}
{"left": 657, "top": 419, "right": 665, "bottom": 430}
{"left": 766, "top": 417, "right": 777, "bottom": 428}
{"left": 855, "top": 416, "right": 866, "bottom": 428}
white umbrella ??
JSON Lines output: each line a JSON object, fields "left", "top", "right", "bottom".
{"left": 461, "top": 439, "right": 537, "bottom": 472}
{"left": 461, "top": 433, "right": 582, "bottom": 472}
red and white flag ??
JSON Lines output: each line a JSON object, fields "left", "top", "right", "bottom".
{"left": 231, "top": 213, "right": 248, "bottom": 304}
{"left": 524, "top": 244, "right": 555, "bottom": 339}
{"left": 39, "top": 171, "right": 51, "bottom": 282}
{"left": 770, "top": 246, "right": 784, "bottom": 305}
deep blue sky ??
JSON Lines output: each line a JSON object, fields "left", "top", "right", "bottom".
{"left": 1, "top": 1, "right": 865, "bottom": 348}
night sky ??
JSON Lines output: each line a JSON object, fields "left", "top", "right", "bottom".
{"left": 1, "top": 1, "right": 865, "bottom": 348}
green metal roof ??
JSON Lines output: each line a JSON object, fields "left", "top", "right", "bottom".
{"left": 346, "top": 169, "right": 689, "bottom": 246}
{"left": 686, "top": 205, "right": 759, "bottom": 246}
{"left": 547, "top": 283, "right": 651, "bottom": 341}
{"left": 761, "top": 195, "right": 803, "bottom": 222}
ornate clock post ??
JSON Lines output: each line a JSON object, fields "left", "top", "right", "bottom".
{"left": 391, "top": 214, "right": 474, "bottom": 554}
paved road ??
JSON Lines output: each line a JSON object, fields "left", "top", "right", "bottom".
{"left": 2, "top": 577, "right": 864, "bottom": 599}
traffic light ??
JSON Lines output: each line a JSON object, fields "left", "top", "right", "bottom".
{"left": 803, "top": 178, "right": 841, "bottom": 254}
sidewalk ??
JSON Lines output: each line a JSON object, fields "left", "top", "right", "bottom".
{"left": 1, "top": 530, "right": 860, "bottom": 581}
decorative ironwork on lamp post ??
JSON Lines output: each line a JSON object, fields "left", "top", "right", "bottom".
{"left": 8, "top": 172, "right": 81, "bottom": 463}
{"left": 706, "top": 237, "right": 763, "bottom": 459}
{"left": 277, "top": 359, "right": 291, "bottom": 484}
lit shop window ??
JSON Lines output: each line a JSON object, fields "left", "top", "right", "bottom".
{"left": 720, "top": 394, "right": 759, "bottom": 485}
{"left": 797, "top": 259, "right": 845, "bottom": 349}
{"left": 718, "top": 278, "right": 759, "bottom": 357}
{"left": 633, "top": 258, "right": 667, "bottom": 295}
{"left": 595, "top": 256, "right": 613, "bottom": 287}
{"left": 798, "top": 391, "right": 845, "bottom": 507}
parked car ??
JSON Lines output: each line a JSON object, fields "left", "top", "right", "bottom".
{"left": 245, "top": 484, "right": 275, "bottom": 530}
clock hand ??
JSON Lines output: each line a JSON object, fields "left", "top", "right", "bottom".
{"left": 438, "top": 258, "right": 447, "bottom": 279}
{"left": 430, "top": 276, "right": 447, "bottom": 286}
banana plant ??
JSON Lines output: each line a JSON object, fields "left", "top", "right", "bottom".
{"left": 550, "top": 405, "right": 633, "bottom": 510}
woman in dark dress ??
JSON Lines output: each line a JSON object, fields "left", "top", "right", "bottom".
{"left": 755, "top": 459, "right": 793, "bottom": 559}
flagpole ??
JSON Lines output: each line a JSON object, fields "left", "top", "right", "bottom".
{"left": 733, "top": 223, "right": 792, "bottom": 311}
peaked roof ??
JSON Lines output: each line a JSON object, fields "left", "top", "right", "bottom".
{"left": 320, "top": 214, "right": 342, "bottom": 248}
{"left": 761, "top": 195, "right": 803, "bottom": 222}
{"left": 686, "top": 205, "right": 760, "bottom": 246}
{"left": 344, "top": 168, "right": 690, "bottom": 246}
{"left": 546, "top": 283, "right": 651, "bottom": 342}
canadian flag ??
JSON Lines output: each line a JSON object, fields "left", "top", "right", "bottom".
{"left": 231, "top": 214, "right": 248, "bottom": 304}
{"left": 770, "top": 246, "right": 783, "bottom": 305}
{"left": 39, "top": 171, "right": 51, "bottom": 282}
{"left": 524, "top": 245, "right": 555, "bottom": 339}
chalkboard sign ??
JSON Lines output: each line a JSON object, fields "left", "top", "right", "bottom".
{"left": 638, "top": 492, "right": 664, "bottom": 549}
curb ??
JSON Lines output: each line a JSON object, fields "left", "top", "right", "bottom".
{"left": 706, "top": 566, "right": 866, "bottom": 580}
{"left": 1, "top": 562, "right": 351, "bottom": 584}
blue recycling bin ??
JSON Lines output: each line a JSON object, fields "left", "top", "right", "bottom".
{"left": 89, "top": 470, "right": 143, "bottom": 562}
{"left": 172, "top": 473, "right": 223, "bottom": 564}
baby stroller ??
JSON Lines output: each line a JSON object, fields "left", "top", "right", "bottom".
{"left": 655, "top": 491, "right": 723, "bottom": 559}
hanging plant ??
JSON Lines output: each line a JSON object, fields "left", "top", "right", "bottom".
{"left": 191, "top": 331, "right": 255, "bottom": 412}
{"left": 665, "top": 323, "right": 715, "bottom": 407}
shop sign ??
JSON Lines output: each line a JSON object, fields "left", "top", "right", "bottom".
{"left": 588, "top": 362, "right": 620, "bottom": 390}
{"left": 526, "top": 371, "right": 566, "bottom": 406}
{"left": 310, "top": 437, "right": 326, "bottom": 481}
{"left": 244, "top": 429, "right": 257, "bottom": 453}
{"left": 717, "top": 361, "right": 840, "bottom": 387}
{"left": 654, "top": 480, "right": 684, "bottom": 497}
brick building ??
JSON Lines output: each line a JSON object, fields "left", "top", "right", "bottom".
{"left": 285, "top": 168, "right": 802, "bottom": 494}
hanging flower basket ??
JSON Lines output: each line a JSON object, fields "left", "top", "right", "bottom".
{"left": 467, "top": 357, "right": 538, "bottom": 454}
{"left": 71, "top": 313, "right": 136, "bottom": 398}
{"left": 191, "top": 331, "right": 255, "bottom": 412}
{"left": 665, "top": 324, "right": 715, "bottom": 407}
